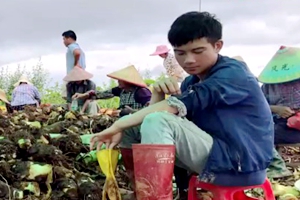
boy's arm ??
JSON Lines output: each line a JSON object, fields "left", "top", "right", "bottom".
{"left": 115, "top": 100, "right": 178, "bottom": 129}
{"left": 114, "top": 70, "right": 249, "bottom": 130}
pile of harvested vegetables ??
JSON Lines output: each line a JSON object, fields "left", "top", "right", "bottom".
{"left": 0, "top": 104, "right": 130, "bottom": 200}
{"left": 1, "top": 105, "right": 300, "bottom": 199}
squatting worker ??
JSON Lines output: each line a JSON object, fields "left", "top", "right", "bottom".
{"left": 73, "top": 65, "right": 152, "bottom": 117}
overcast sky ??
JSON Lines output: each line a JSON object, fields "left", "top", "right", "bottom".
{"left": 1, "top": 0, "right": 300, "bottom": 86}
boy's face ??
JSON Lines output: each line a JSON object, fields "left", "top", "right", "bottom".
{"left": 173, "top": 38, "right": 223, "bottom": 76}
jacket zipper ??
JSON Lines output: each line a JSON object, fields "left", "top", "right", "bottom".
{"left": 237, "top": 153, "right": 242, "bottom": 172}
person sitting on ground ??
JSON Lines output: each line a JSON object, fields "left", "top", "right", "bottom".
{"left": 11, "top": 75, "right": 41, "bottom": 111}
{"left": 64, "top": 66, "right": 99, "bottom": 115}
{"left": 150, "top": 45, "right": 187, "bottom": 83}
{"left": 73, "top": 65, "right": 152, "bottom": 117}
{"left": 0, "top": 89, "right": 13, "bottom": 113}
{"left": 260, "top": 46, "right": 300, "bottom": 178}
{"left": 88, "top": 11, "right": 274, "bottom": 200}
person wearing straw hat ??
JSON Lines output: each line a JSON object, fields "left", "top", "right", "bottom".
{"left": 259, "top": 45, "right": 300, "bottom": 179}
{"left": 0, "top": 89, "right": 13, "bottom": 113}
{"left": 89, "top": 12, "right": 274, "bottom": 200}
{"left": 150, "top": 45, "right": 187, "bottom": 84}
{"left": 64, "top": 66, "right": 99, "bottom": 115}
{"left": 73, "top": 65, "right": 152, "bottom": 117}
{"left": 10, "top": 75, "right": 41, "bottom": 111}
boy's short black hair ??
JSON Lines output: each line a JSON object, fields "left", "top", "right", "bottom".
{"left": 62, "top": 30, "right": 77, "bottom": 41}
{"left": 168, "top": 11, "right": 222, "bottom": 47}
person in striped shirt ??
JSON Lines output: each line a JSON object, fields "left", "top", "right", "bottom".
{"left": 10, "top": 75, "right": 41, "bottom": 111}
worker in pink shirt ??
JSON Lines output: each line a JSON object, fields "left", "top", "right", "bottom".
{"left": 150, "top": 45, "right": 187, "bottom": 84}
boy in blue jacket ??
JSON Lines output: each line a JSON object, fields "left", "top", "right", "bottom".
{"left": 89, "top": 11, "right": 274, "bottom": 200}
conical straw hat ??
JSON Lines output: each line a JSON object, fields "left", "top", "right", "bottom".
{"left": 232, "top": 56, "right": 245, "bottom": 62}
{"left": 258, "top": 46, "right": 300, "bottom": 84}
{"left": 0, "top": 89, "right": 9, "bottom": 104}
{"left": 63, "top": 66, "right": 93, "bottom": 82}
{"left": 107, "top": 65, "right": 147, "bottom": 88}
{"left": 14, "top": 75, "right": 32, "bottom": 87}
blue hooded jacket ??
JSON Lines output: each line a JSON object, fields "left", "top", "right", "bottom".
{"left": 178, "top": 55, "right": 274, "bottom": 186}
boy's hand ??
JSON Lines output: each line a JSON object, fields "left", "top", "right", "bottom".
{"left": 152, "top": 77, "right": 181, "bottom": 95}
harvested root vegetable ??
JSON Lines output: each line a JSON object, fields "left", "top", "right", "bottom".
{"left": 25, "top": 121, "right": 42, "bottom": 129}
{"left": 0, "top": 139, "right": 17, "bottom": 160}
{"left": 27, "top": 143, "right": 67, "bottom": 164}
{"left": 68, "top": 125, "right": 80, "bottom": 133}
{"left": 0, "top": 180, "right": 24, "bottom": 199}
{"left": 53, "top": 178, "right": 79, "bottom": 199}
{"left": 51, "top": 134, "right": 87, "bottom": 156}
{"left": 11, "top": 161, "right": 53, "bottom": 182}
{"left": 9, "top": 129, "right": 35, "bottom": 145}
{"left": 65, "top": 111, "right": 77, "bottom": 120}
{"left": 0, "top": 161, "right": 15, "bottom": 182}
{"left": 47, "top": 111, "right": 61, "bottom": 125}
{"left": 0, "top": 117, "right": 11, "bottom": 128}
{"left": 53, "top": 166, "right": 74, "bottom": 179}
{"left": 42, "top": 121, "right": 72, "bottom": 133}
{"left": 13, "top": 181, "right": 41, "bottom": 196}
{"left": 18, "top": 138, "right": 32, "bottom": 149}
{"left": 78, "top": 181, "right": 103, "bottom": 200}
{"left": 11, "top": 161, "right": 53, "bottom": 198}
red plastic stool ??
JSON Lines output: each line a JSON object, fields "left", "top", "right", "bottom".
{"left": 188, "top": 176, "right": 275, "bottom": 200}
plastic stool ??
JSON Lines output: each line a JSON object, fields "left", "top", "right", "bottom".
{"left": 188, "top": 176, "right": 275, "bottom": 200}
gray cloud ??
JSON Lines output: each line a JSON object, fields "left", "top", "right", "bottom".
{"left": 1, "top": 0, "right": 300, "bottom": 65}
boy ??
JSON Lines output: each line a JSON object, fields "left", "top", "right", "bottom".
{"left": 90, "top": 11, "right": 274, "bottom": 200}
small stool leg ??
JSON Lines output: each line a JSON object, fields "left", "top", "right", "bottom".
{"left": 263, "top": 180, "right": 276, "bottom": 200}
{"left": 233, "top": 191, "right": 260, "bottom": 200}
{"left": 188, "top": 176, "right": 198, "bottom": 200}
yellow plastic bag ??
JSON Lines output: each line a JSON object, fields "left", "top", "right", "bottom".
{"left": 97, "top": 149, "right": 122, "bottom": 200}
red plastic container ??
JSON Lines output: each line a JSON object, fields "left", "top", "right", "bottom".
{"left": 132, "top": 144, "right": 175, "bottom": 200}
